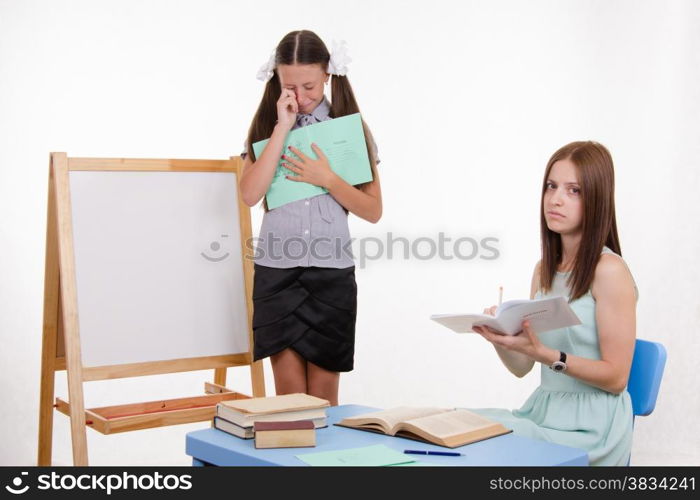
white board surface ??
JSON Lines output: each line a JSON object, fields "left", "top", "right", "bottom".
{"left": 69, "top": 170, "right": 249, "bottom": 367}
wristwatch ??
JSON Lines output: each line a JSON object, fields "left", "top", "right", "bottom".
{"left": 549, "top": 351, "right": 567, "bottom": 373}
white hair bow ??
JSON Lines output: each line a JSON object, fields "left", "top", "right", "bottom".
{"left": 256, "top": 50, "right": 276, "bottom": 82}
{"left": 255, "top": 40, "right": 352, "bottom": 82}
{"left": 328, "top": 40, "right": 351, "bottom": 76}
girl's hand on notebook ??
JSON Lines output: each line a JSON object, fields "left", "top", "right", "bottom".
{"left": 283, "top": 144, "right": 337, "bottom": 189}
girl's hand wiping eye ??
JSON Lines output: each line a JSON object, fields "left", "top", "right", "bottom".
{"left": 276, "top": 89, "right": 298, "bottom": 130}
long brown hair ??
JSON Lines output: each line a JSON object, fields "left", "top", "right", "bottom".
{"left": 539, "top": 141, "right": 621, "bottom": 300}
{"left": 246, "top": 30, "right": 378, "bottom": 207}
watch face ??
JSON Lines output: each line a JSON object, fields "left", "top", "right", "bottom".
{"left": 551, "top": 361, "right": 567, "bottom": 372}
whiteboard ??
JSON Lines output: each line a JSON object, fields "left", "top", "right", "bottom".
{"left": 69, "top": 170, "right": 250, "bottom": 367}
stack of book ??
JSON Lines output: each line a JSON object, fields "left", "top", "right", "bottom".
{"left": 213, "top": 393, "right": 330, "bottom": 440}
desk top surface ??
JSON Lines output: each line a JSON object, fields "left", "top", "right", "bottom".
{"left": 186, "top": 404, "right": 588, "bottom": 466}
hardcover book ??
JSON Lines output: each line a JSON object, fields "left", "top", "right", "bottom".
{"left": 336, "top": 407, "right": 511, "bottom": 448}
{"left": 254, "top": 420, "right": 316, "bottom": 449}
{"left": 215, "top": 393, "right": 329, "bottom": 428}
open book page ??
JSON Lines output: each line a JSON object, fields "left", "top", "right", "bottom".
{"left": 339, "top": 407, "right": 447, "bottom": 434}
{"left": 494, "top": 299, "right": 531, "bottom": 315}
{"left": 487, "top": 296, "right": 581, "bottom": 334}
{"left": 399, "top": 409, "right": 498, "bottom": 439}
{"left": 431, "top": 296, "right": 581, "bottom": 335}
{"left": 430, "top": 313, "right": 492, "bottom": 333}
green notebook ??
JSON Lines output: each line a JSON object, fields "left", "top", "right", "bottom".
{"left": 252, "top": 113, "right": 373, "bottom": 210}
{"left": 295, "top": 444, "right": 416, "bottom": 467}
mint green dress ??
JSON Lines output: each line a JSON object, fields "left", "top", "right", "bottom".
{"left": 470, "top": 248, "right": 635, "bottom": 466}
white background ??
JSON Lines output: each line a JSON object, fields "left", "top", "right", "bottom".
{"left": 1, "top": 0, "right": 698, "bottom": 465}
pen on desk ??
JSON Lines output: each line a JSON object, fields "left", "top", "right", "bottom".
{"left": 403, "top": 450, "right": 463, "bottom": 456}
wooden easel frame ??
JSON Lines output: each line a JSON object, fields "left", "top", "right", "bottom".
{"left": 38, "top": 153, "right": 265, "bottom": 465}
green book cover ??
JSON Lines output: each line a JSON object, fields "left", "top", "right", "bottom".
{"left": 295, "top": 444, "right": 416, "bottom": 467}
{"left": 251, "top": 113, "right": 373, "bottom": 210}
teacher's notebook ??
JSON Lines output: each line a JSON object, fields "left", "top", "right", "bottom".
{"left": 431, "top": 296, "right": 581, "bottom": 335}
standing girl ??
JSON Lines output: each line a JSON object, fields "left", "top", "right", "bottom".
{"left": 239, "top": 31, "right": 382, "bottom": 406}
{"left": 471, "top": 141, "right": 637, "bottom": 465}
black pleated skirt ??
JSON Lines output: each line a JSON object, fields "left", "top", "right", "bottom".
{"left": 252, "top": 264, "right": 358, "bottom": 372}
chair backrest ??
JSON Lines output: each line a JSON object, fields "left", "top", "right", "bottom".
{"left": 627, "top": 339, "right": 667, "bottom": 417}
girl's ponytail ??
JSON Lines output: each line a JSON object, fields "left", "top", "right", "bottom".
{"left": 330, "top": 74, "right": 378, "bottom": 185}
{"left": 246, "top": 73, "right": 281, "bottom": 163}
{"left": 329, "top": 74, "right": 359, "bottom": 118}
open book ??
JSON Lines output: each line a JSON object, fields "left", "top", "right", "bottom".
{"left": 252, "top": 113, "right": 373, "bottom": 209}
{"left": 431, "top": 296, "right": 581, "bottom": 336}
{"left": 336, "top": 407, "right": 511, "bottom": 448}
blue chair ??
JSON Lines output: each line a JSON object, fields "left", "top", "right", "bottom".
{"left": 626, "top": 339, "right": 666, "bottom": 465}
{"left": 627, "top": 339, "right": 667, "bottom": 418}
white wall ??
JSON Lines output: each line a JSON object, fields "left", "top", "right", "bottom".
{"left": 1, "top": 0, "right": 698, "bottom": 465}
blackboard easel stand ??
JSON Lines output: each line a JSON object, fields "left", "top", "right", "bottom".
{"left": 38, "top": 153, "right": 265, "bottom": 465}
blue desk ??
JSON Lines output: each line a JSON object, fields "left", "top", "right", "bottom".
{"left": 185, "top": 404, "right": 588, "bottom": 466}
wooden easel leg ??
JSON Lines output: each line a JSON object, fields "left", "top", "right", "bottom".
{"left": 250, "top": 360, "right": 265, "bottom": 397}
{"left": 53, "top": 152, "right": 89, "bottom": 465}
{"left": 233, "top": 157, "right": 264, "bottom": 398}
{"left": 65, "top": 366, "right": 89, "bottom": 465}
{"left": 37, "top": 295, "right": 58, "bottom": 466}
{"left": 38, "top": 156, "right": 60, "bottom": 465}
{"left": 213, "top": 368, "right": 227, "bottom": 386}
{"left": 37, "top": 359, "right": 56, "bottom": 465}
